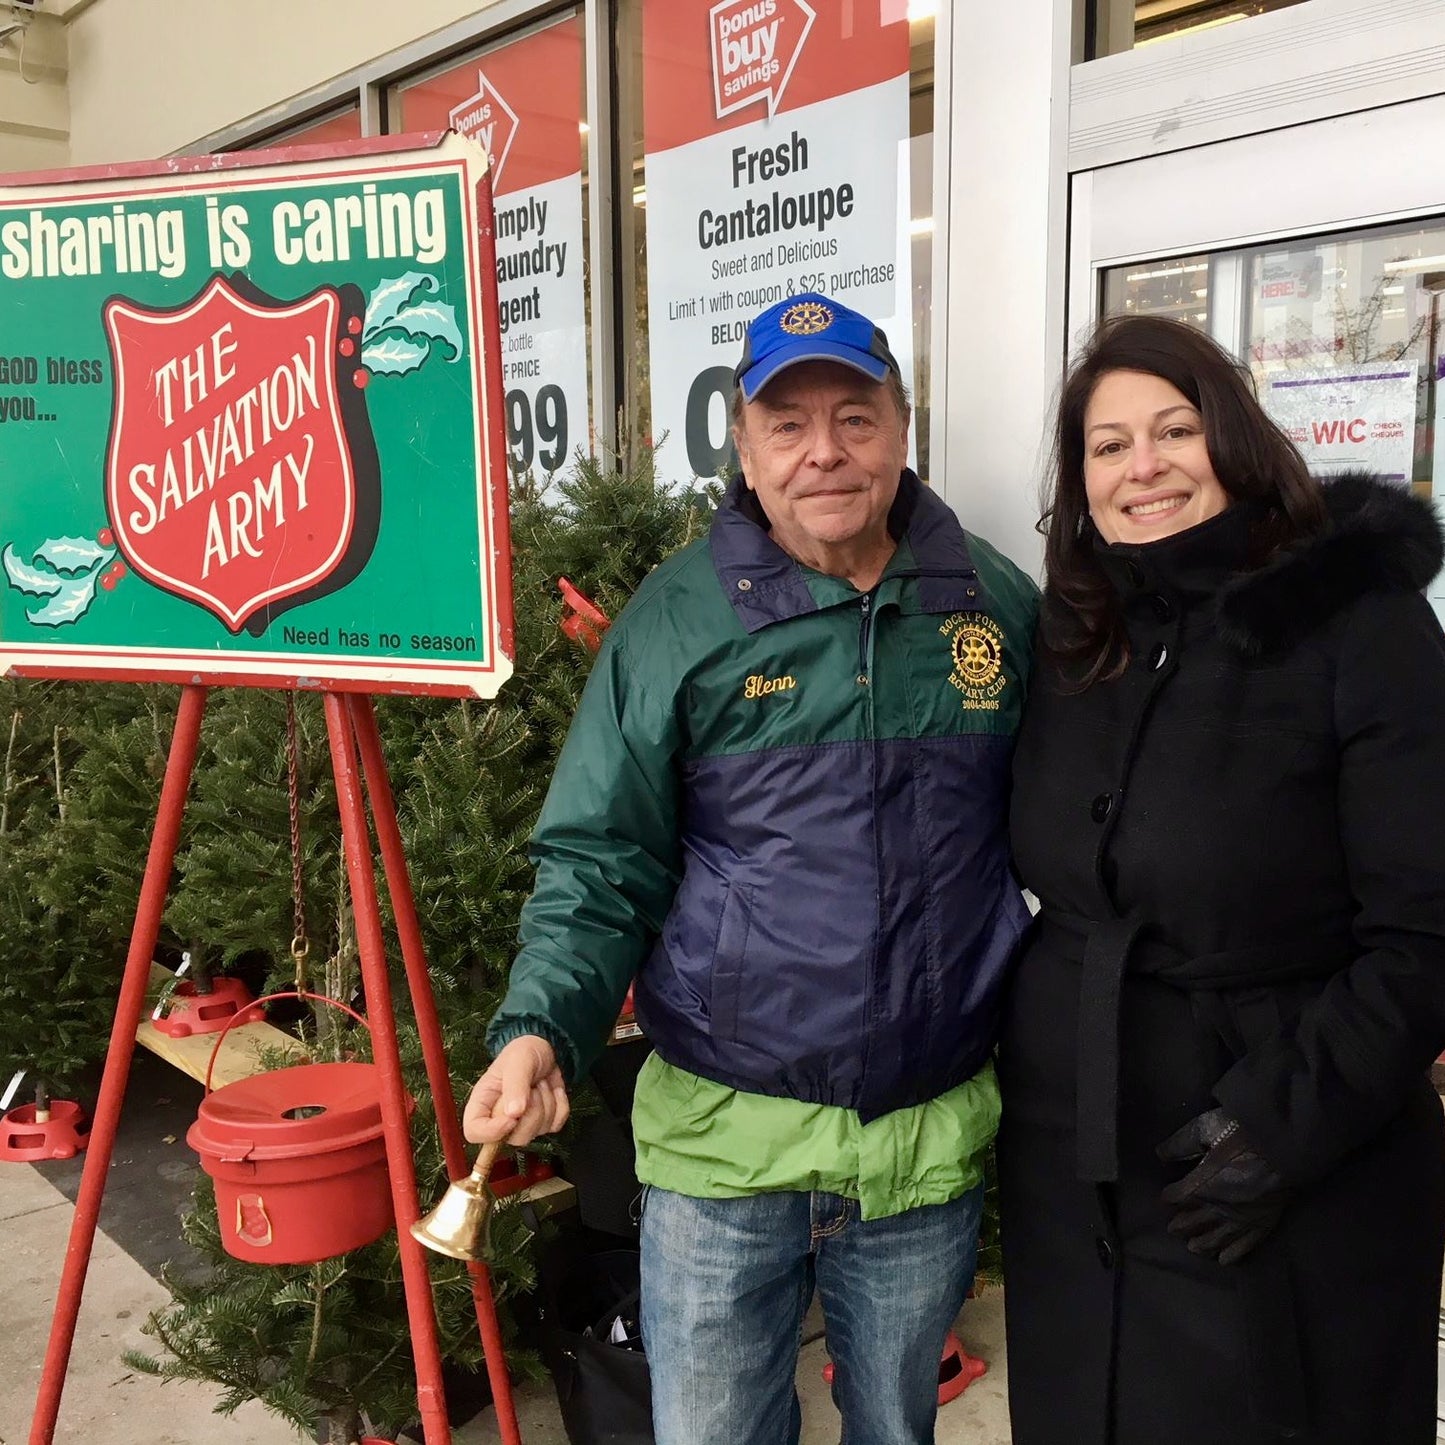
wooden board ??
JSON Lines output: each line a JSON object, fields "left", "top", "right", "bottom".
{"left": 496, "top": 1174, "right": 577, "bottom": 1219}
{"left": 135, "top": 963, "right": 306, "bottom": 1088}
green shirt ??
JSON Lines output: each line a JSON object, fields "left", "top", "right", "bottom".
{"left": 631, "top": 1053, "right": 1000, "bottom": 1221}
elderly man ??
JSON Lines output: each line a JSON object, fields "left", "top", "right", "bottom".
{"left": 465, "top": 291, "right": 1037, "bottom": 1445}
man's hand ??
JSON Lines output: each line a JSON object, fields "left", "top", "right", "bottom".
{"left": 462, "top": 1035, "right": 570, "bottom": 1147}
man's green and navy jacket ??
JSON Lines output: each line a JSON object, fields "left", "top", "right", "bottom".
{"left": 488, "top": 471, "right": 1040, "bottom": 1122}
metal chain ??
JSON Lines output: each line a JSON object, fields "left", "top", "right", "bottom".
{"left": 284, "top": 692, "right": 309, "bottom": 991}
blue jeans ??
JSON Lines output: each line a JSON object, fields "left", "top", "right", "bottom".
{"left": 639, "top": 1184, "right": 983, "bottom": 1445}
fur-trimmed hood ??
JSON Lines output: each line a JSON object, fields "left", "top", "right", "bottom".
{"left": 1216, "top": 471, "right": 1444, "bottom": 656}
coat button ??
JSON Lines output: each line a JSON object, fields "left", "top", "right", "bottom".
{"left": 1124, "top": 561, "right": 1146, "bottom": 588}
{"left": 736, "top": 578, "right": 753, "bottom": 592}
{"left": 1149, "top": 642, "right": 1169, "bottom": 671}
{"left": 1096, "top": 1236, "right": 1114, "bottom": 1269}
{"left": 1150, "top": 594, "right": 1174, "bottom": 621}
{"left": 1090, "top": 792, "right": 1114, "bottom": 823}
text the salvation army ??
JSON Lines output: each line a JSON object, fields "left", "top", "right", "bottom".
{"left": 124, "top": 322, "right": 318, "bottom": 580}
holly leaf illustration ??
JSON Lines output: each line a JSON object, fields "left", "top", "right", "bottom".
{"left": 2, "top": 545, "right": 64, "bottom": 596}
{"left": 4, "top": 534, "right": 117, "bottom": 626}
{"left": 26, "top": 571, "right": 102, "bottom": 627}
{"left": 37, "top": 536, "right": 111, "bottom": 575}
{"left": 360, "top": 335, "right": 430, "bottom": 377}
{"left": 386, "top": 300, "right": 463, "bottom": 362}
{"left": 364, "top": 272, "right": 439, "bottom": 342}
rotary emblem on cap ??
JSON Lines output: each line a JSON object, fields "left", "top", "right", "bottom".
{"left": 779, "top": 300, "right": 833, "bottom": 335}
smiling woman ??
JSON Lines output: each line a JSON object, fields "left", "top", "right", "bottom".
{"left": 1002, "top": 309, "right": 1445, "bottom": 1445}
{"left": 1081, "top": 370, "right": 1228, "bottom": 544}
{"left": 1040, "top": 313, "right": 1323, "bottom": 682}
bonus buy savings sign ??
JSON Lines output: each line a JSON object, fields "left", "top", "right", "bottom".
{"left": 0, "top": 132, "right": 514, "bottom": 698}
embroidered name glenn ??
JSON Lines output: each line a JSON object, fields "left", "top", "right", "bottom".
{"left": 743, "top": 673, "right": 796, "bottom": 699}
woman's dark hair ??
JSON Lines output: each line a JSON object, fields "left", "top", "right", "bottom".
{"left": 1040, "top": 313, "right": 1328, "bottom": 685}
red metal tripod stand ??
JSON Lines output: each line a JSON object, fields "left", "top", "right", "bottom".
{"left": 29, "top": 685, "right": 523, "bottom": 1445}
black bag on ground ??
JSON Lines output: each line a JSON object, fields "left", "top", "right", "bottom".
{"left": 558, "top": 1040, "right": 650, "bottom": 1240}
{"left": 528, "top": 1220, "right": 654, "bottom": 1445}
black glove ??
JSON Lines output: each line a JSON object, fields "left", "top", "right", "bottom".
{"left": 1157, "top": 1107, "right": 1292, "bottom": 1266}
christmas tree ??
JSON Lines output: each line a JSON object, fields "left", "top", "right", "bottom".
{"left": 0, "top": 679, "right": 171, "bottom": 1112}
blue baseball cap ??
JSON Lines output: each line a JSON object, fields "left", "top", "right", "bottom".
{"left": 734, "top": 292, "right": 901, "bottom": 402}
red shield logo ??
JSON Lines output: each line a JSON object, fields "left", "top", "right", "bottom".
{"left": 103, "top": 275, "right": 377, "bottom": 635}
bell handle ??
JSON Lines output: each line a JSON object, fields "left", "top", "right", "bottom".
{"left": 466, "top": 1137, "right": 505, "bottom": 1184}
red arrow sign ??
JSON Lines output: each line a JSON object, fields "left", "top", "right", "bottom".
{"left": 449, "top": 69, "right": 521, "bottom": 188}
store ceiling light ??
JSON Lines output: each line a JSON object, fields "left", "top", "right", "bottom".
{"left": 1384, "top": 254, "right": 1445, "bottom": 274}
{"left": 1137, "top": 14, "right": 1252, "bottom": 46}
{"left": 908, "top": 0, "right": 939, "bottom": 20}
{"left": 910, "top": 216, "right": 933, "bottom": 236}
{"left": 633, "top": 186, "right": 647, "bottom": 207}
{"left": 1124, "top": 262, "right": 1208, "bottom": 282}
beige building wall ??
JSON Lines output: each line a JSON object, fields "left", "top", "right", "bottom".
{"left": 0, "top": 10, "right": 67, "bottom": 173}
{"left": 66, "top": 0, "right": 507, "bottom": 165}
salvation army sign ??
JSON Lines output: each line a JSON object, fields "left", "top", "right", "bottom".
{"left": 0, "top": 132, "right": 513, "bottom": 697}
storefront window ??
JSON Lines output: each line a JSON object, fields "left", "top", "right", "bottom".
{"left": 1102, "top": 253, "right": 1210, "bottom": 330}
{"left": 242, "top": 106, "right": 363, "bottom": 149}
{"left": 1242, "top": 222, "right": 1445, "bottom": 513}
{"left": 1086, "top": 0, "right": 1308, "bottom": 59}
{"left": 622, "top": 0, "right": 938, "bottom": 486}
{"left": 389, "top": 12, "right": 590, "bottom": 479}
{"left": 1102, "top": 217, "right": 1445, "bottom": 623}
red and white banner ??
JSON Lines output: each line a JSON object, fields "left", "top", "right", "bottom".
{"left": 401, "top": 16, "right": 588, "bottom": 477}
{"left": 642, "top": 0, "right": 913, "bottom": 484}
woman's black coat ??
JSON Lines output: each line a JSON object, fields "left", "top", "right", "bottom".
{"left": 1000, "top": 475, "right": 1445, "bottom": 1445}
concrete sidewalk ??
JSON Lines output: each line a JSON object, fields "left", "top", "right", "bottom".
{"left": 0, "top": 1150, "right": 1011, "bottom": 1444}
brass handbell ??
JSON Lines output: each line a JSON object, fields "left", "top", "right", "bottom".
{"left": 411, "top": 1139, "right": 504, "bottom": 1261}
